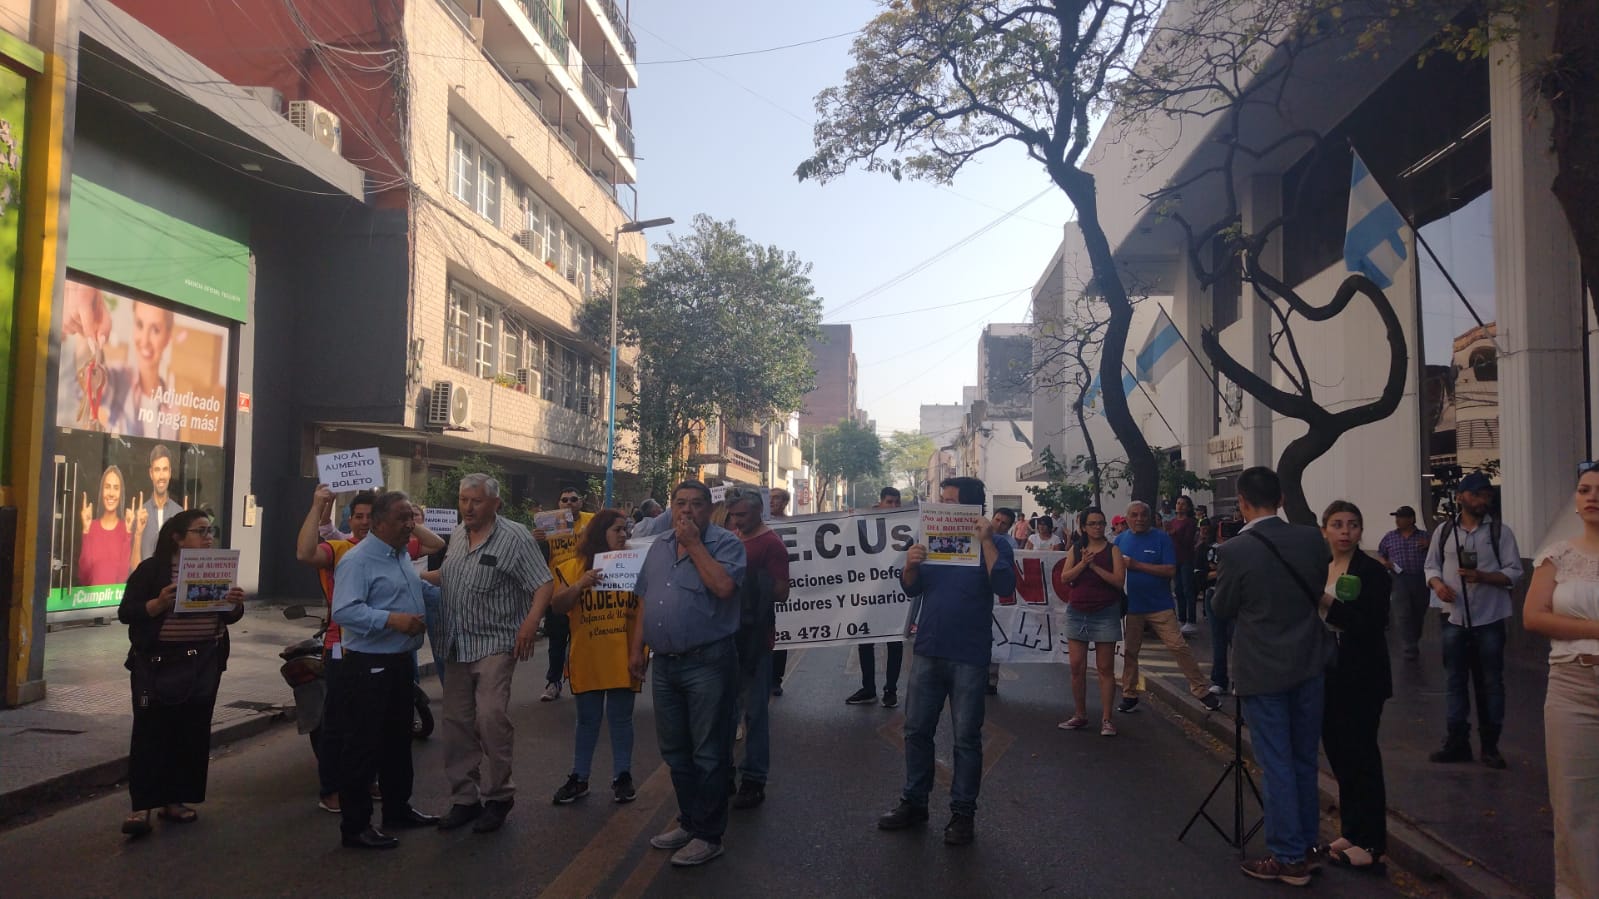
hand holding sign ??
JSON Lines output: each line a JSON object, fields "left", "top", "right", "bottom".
{"left": 316, "top": 447, "right": 384, "bottom": 493}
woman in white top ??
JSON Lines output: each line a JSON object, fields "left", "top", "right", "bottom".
{"left": 1523, "top": 463, "right": 1599, "bottom": 899}
{"left": 1027, "top": 517, "right": 1064, "bottom": 551}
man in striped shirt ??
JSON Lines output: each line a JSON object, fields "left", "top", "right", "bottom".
{"left": 432, "top": 474, "right": 554, "bottom": 834}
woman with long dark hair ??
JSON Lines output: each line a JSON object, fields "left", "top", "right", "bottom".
{"left": 1317, "top": 500, "right": 1393, "bottom": 870}
{"left": 1058, "top": 508, "right": 1126, "bottom": 736}
{"left": 117, "top": 509, "right": 244, "bottom": 836}
{"left": 548, "top": 509, "right": 642, "bottom": 804}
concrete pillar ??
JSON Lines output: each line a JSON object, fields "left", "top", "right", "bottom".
{"left": 1172, "top": 250, "right": 1214, "bottom": 479}
{"left": 1241, "top": 174, "right": 1284, "bottom": 468}
{"left": 1490, "top": 7, "right": 1585, "bottom": 550}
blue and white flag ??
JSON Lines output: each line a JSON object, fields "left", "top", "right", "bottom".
{"left": 1133, "top": 308, "right": 1182, "bottom": 385}
{"left": 1082, "top": 370, "right": 1138, "bottom": 408}
{"left": 1344, "top": 151, "right": 1408, "bottom": 289}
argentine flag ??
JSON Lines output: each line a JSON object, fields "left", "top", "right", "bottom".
{"left": 1134, "top": 308, "right": 1182, "bottom": 385}
{"left": 1344, "top": 151, "right": 1408, "bottom": 289}
{"left": 1082, "top": 369, "right": 1138, "bottom": 408}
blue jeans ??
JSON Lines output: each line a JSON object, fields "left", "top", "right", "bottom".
{"left": 1206, "top": 591, "right": 1232, "bottom": 690}
{"left": 1174, "top": 565, "right": 1196, "bottom": 624}
{"left": 1441, "top": 618, "right": 1507, "bottom": 736}
{"left": 652, "top": 637, "right": 738, "bottom": 843}
{"left": 902, "top": 654, "right": 987, "bottom": 816}
{"left": 737, "top": 650, "right": 772, "bottom": 784}
{"left": 572, "top": 688, "right": 635, "bottom": 781}
{"left": 1242, "top": 674, "right": 1325, "bottom": 864}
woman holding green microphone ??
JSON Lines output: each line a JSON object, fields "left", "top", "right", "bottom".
{"left": 1316, "top": 500, "right": 1393, "bottom": 871}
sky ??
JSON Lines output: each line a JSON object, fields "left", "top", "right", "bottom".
{"left": 627, "top": 0, "right": 1075, "bottom": 435}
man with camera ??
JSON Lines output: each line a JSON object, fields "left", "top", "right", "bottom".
{"left": 1422, "top": 471, "right": 1522, "bottom": 769}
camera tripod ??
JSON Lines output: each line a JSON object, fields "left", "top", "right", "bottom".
{"left": 1178, "top": 693, "right": 1262, "bottom": 854}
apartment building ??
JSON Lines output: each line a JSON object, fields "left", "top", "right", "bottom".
{"left": 116, "top": 0, "right": 648, "bottom": 595}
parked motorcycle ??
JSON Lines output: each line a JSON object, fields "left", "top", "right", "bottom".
{"left": 279, "top": 605, "right": 434, "bottom": 741}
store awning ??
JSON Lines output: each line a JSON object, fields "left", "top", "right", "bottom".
{"left": 77, "top": 0, "right": 366, "bottom": 200}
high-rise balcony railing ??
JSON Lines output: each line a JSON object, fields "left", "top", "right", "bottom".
{"left": 612, "top": 113, "right": 634, "bottom": 160}
{"left": 518, "top": 0, "right": 569, "bottom": 59}
{"left": 581, "top": 61, "right": 609, "bottom": 119}
{"left": 595, "top": 0, "right": 636, "bottom": 60}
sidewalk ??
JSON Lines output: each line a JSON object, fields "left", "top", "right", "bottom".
{"left": 1130, "top": 610, "right": 1548, "bottom": 899}
{"left": 0, "top": 600, "right": 435, "bottom": 828}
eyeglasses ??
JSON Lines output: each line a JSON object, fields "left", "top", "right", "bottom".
{"left": 185, "top": 525, "right": 219, "bottom": 537}
{"left": 559, "top": 496, "right": 582, "bottom": 504}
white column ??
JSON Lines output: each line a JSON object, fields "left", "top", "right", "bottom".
{"left": 1172, "top": 250, "right": 1215, "bottom": 479}
{"left": 1242, "top": 174, "right": 1284, "bottom": 468}
{"left": 1490, "top": 10, "right": 1585, "bottom": 549}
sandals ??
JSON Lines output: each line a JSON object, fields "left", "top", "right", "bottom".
{"left": 157, "top": 805, "right": 198, "bottom": 824}
{"left": 121, "top": 811, "right": 152, "bottom": 837}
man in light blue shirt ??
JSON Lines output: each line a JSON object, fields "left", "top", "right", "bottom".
{"left": 330, "top": 491, "right": 440, "bottom": 849}
{"left": 1113, "top": 501, "right": 1220, "bottom": 714}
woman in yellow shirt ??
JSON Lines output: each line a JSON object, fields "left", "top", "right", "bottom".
{"left": 550, "top": 509, "right": 642, "bottom": 804}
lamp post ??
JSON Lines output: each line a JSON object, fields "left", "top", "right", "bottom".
{"left": 605, "top": 216, "right": 673, "bottom": 509}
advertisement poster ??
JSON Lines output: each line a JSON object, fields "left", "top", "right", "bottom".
{"left": 174, "top": 548, "right": 239, "bottom": 613}
{"left": 919, "top": 503, "right": 981, "bottom": 566}
{"left": 56, "top": 279, "right": 231, "bottom": 446}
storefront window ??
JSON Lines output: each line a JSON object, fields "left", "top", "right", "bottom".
{"left": 1420, "top": 190, "right": 1497, "bottom": 489}
{"left": 49, "top": 278, "right": 231, "bottom": 612}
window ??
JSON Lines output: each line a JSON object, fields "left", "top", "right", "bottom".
{"left": 501, "top": 317, "right": 525, "bottom": 377}
{"left": 542, "top": 337, "right": 566, "bottom": 403}
{"left": 561, "top": 344, "right": 578, "bottom": 409}
{"left": 544, "top": 210, "right": 560, "bottom": 266}
{"left": 445, "top": 283, "right": 473, "bottom": 371}
{"left": 474, "top": 302, "right": 498, "bottom": 379}
{"left": 522, "top": 192, "right": 545, "bottom": 256}
{"left": 448, "top": 123, "right": 501, "bottom": 225}
{"left": 563, "top": 225, "right": 579, "bottom": 282}
{"left": 578, "top": 240, "right": 594, "bottom": 296}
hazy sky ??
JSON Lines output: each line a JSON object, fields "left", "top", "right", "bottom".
{"left": 628, "top": 0, "right": 1075, "bottom": 434}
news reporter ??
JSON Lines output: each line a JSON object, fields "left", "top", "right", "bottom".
{"left": 117, "top": 510, "right": 244, "bottom": 837}
{"left": 1316, "top": 501, "right": 1392, "bottom": 870}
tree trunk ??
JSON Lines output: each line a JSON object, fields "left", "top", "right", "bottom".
{"left": 1274, "top": 426, "right": 1339, "bottom": 525}
{"left": 1547, "top": 0, "right": 1599, "bottom": 318}
{"left": 1053, "top": 166, "right": 1159, "bottom": 506}
{"left": 1072, "top": 383, "right": 1104, "bottom": 508}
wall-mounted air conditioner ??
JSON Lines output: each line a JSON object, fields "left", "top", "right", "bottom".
{"left": 289, "top": 100, "right": 342, "bottom": 154}
{"left": 428, "top": 381, "right": 472, "bottom": 428}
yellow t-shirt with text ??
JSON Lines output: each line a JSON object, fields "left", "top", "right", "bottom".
{"left": 554, "top": 556, "right": 641, "bottom": 694}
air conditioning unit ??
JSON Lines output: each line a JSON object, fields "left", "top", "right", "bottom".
{"left": 289, "top": 100, "right": 342, "bottom": 154}
{"left": 515, "top": 231, "right": 541, "bottom": 254}
{"left": 516, "top": 367, "right": 539, "bottom": 391}
{"left": 428, "top": 381, "right": 472, "bottom": 428}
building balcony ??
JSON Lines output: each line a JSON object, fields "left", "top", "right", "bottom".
{"left": 580, "top": 0, "right": 638, "bottom": 88}
{"left": 484, "top": 0, "right": 638, "bottom": 184}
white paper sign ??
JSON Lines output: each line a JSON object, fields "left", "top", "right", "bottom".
{"left": 593, "top": 549, "right": 646, "bottom": 592}
{"left": 175, "top": 548, "right": 240, "bottom": 614}
{"left": 316, "top": 447, "right": 383, "bottom": 492}
{"left": 423, "top": 507, "right": 457, "bottom": 536}
{"left": 920, "top": 503, "right": 981, "bottom": 566}
{"left": 710, "top": 485, "right": 728, "bottom": 504}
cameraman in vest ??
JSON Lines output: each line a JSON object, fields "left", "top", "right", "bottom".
{"left": 1423, "top": 471, "right": 1523, "bottom": 769}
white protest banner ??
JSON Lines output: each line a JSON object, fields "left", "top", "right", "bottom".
{"left": 316, "top": 447, "right": 383, "bottom": 493}
{"left": 174, "top": 548, "right": 240, "bottom": 614}
{"left": 988, "top": 549, "right": 1075, "bottom": 664}
{"left": 919, "top": 503, "right": 980, "bottom": 566}
{"left": 594, "top": 549, "right": 646, "bottom": 592}
{"left": 771, "top": 507, "right": 918, "bottom": 649}
{"left": 423, "top": 507, "right": 457, "bottom": 536}
{"left": 709, "top": 484, "right": 728, "bottom": 505}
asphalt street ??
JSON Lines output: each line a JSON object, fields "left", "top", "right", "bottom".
{"left": 0, "top": 646, "right": 1442, "bottom": 898}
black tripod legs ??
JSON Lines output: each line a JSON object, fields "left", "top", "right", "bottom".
{"left": 1178, "top": 696, "right": 1264, "bottom": 855}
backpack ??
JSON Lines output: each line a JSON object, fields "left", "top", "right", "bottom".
{"left": 1437, "top": 517, "right": 1503, "bottom": 569}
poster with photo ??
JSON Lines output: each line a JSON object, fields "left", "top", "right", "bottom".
{"left": 55, "top": 278, "right": 231, "bottom": 446}
{"left": 920, "top": 503, "right": 981, "bottom": 566}
{"left": 48, "top": 429, "right": 229, "bottom": 612}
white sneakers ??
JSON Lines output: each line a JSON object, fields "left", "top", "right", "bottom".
{"left": 1180, "top": 623, "right": 1199, "bottom": 636}
{"left": 651, "top": 826, "right": 724, "bottom": 866}
{"left": 650, "top": 826, "right": 692, "bottom": 850}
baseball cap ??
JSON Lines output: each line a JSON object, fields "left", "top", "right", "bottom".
{"left": 1457, "top": 472, "right": 1493, "bottom": 494}
{"left": 1111, "top": 515, "right": 1127, "bottom": 526}
{"left": 1390, "top": 505, "right": 1416, "bottom": 518}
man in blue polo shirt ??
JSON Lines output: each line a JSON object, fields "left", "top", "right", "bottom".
{"left": 878, "top": 476, "right": 1014, "bottom": 847}
{"left": 628, "top": 480, "right": 746, "bottom": 867}
{"left": 1114, "top": 501, "right": 1221, "bottom": 714}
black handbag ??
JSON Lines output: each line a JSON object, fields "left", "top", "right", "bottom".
{"left": 130, "top": 641, "right": 222, "bottom": 708}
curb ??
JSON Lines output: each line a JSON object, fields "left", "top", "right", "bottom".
{"left": 0, "top": 708, "right": 287, "bottom": 830}
{"left": 1139, "top": 674, "right": 1531, "bottom": 899}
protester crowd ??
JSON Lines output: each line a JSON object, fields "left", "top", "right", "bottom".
{"left": 111, "top": 463, "right": 1596, "bottom": 898}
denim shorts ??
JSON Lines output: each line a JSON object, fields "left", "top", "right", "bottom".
{"left": 1065, "top": 604, "right": 1123, "bottom": 644}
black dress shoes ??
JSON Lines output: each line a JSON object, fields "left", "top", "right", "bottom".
{"left": 437, "top": 802, "right": 483, "bottom": 830}
{"left": 473, "top": 799, "right": 514, "bottom": 833}
{"left": 382, "top": 807, "right": 440, "bottom": 829}
{"left": 342, "top": 827, "right": 399, "bottom": 850}
{"left": 877, "top": 799, "right": 930, "bottom": 830}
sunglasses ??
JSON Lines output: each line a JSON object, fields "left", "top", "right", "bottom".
{"left": 559, "top": 496, "right": 582, "bottom": 503}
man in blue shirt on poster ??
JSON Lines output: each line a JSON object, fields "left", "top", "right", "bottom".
{"left": 877, "top": 476, "right": 1015, "bottom": 847}
{"left": 1114, "top": 501, "right": 1222, "bottom": 714}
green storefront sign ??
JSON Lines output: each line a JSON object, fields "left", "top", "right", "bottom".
{"left": 66, "top": 176, "right": 249, "bottom": 322}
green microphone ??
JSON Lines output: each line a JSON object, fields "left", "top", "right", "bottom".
{"left": 1335, "top": 574, "right": 1361, "bottom": 603}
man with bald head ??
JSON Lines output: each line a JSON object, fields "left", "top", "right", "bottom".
{"left": 1113, "top": 501, "right": 1221, "bottom": 715}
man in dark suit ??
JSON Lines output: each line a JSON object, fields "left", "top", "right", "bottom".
{"left": 1211, "top": 467, "right": 1331, "bottom": 887}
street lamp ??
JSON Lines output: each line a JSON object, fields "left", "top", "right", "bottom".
{"left": 605, "top": 216, "right": 674, "bottom": 509}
